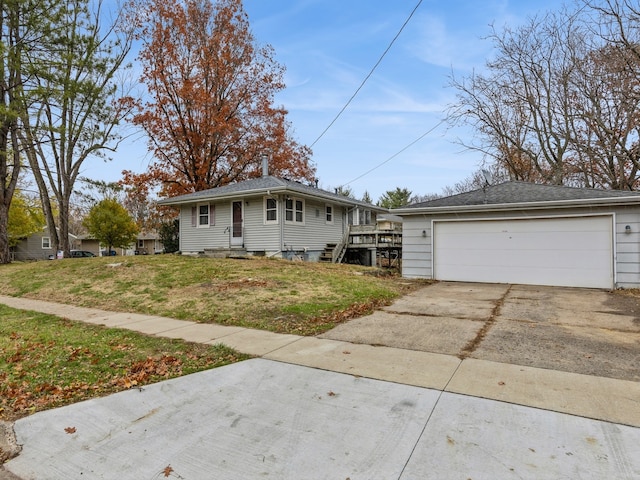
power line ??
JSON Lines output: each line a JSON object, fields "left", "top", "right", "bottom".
{"left": 342, "top": 118, "right": 445, "bottom": 187}
{"left": 309, "top": 0, "right": 424, "bottom": 148}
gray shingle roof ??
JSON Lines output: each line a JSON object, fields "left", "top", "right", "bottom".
{"left": 401, "top": 181, "right": 640, "bottom": 209}
{"left": 157, "top": 176, "right": 386, "bottom": 211}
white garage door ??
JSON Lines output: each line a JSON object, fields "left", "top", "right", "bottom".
{"left": 433, "top": 216, "right": 614, "bottom": 289}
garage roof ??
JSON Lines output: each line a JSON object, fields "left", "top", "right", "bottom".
{"left": 394, "top": 181, "right": 640, "bottom": 214}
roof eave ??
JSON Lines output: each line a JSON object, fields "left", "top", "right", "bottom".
{"left": 157, "top": 185, "right": 289, "bottom": 206}
{"left": 158, "top": 185, "right": 387, "bottom": 211}
{"left": 392, "top": 195, "right": 640, "bottom": 215}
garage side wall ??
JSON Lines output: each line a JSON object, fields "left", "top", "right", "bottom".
{"left": 401, "top": 205, "right": 640, "bottom": 289}
{"left": 402, "top": 214, "right": 432, "bottom": 278}
{"left": 615, "top": 208, "right": 640, "bottom": 288}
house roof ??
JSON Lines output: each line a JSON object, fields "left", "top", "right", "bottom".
{"left": 157, "top": 176, "right": 387, "bottom": 212}
{"left": 394, "top": 181, "right": 640, "bottom": 215}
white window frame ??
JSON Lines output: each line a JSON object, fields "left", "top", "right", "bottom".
{"left": 42, "top": 236, "right": 51, "bottom": 249}
{"left": 196, "top": 203, "right": 214, "bottom": 228}
{"left": 325, "top": 204, "right": 333, "bottom": 224}
{"left": 285, "top": 197, "right": 305, "bottom": 224}
{"left": 264, "top": 197, "right": 278, "bottom": 224}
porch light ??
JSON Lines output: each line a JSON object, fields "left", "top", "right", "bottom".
{"left": 625, "top": 225, "right": 631, "bottom": 233}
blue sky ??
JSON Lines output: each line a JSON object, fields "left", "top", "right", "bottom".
{"left": 91, "top": 0, "right": 564, "bottom": 202}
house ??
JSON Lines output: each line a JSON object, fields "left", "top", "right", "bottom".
{"left": 157, "top": 168, "right": 387, "bottom": 263}
{"left": 77, "top": 234, "right": 101, "bottom": 256}
{"left": 78, "top": 232, "right": 164, "bottom": 256}
{"left": 393, "top": 181, "right": 640, "bottom": 289}
{"left": 11, "top": 227, "right": 79, "bottom": 261}
{"left": 134, "top": 231, "right": 164, "bottom": 255}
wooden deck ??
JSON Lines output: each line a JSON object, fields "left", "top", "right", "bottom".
{"left": 344, "top": 225, "right": 402, "bottom": 267}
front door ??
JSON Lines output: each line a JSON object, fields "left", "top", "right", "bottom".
{"left": 231, "top": 201, "right": 243, "bottom": 246}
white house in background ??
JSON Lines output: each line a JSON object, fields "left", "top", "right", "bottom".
{"left": 157, "top": 169, "right": 387, "bottom": 263}
{"left": 394, "top": 181, "right": 640, "bottom": 289}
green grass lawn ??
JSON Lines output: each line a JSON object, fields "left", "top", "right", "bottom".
{"left": 0, "top": 255, "right": 425, "bottom": 421}
{"left": 0, "top": 304, "right": 250, "bottom": 421}
{"left": 0, "top": 255, "right": 424, "bottom": 335}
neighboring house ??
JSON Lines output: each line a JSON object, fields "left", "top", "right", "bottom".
{"left": 157, "top": 169, "right": 386, "bottom": 262}
{"left": 77, "top": 234, "right": 101, "bottom": 256}
{"left": 135, "top": 231, "right": 164, "bottom": 255}
{"left": 394, "top": 181, "right": 640, "bottom": 290}
{"left": 79, "top": 232, "right": 163, "bottom": 256}
{"left": 11, "top": 227, "right": 79, "bottom": 261}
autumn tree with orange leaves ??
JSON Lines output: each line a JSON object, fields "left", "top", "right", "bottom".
{"left": 123, "top": 0, "right": 314, "bottom": 199}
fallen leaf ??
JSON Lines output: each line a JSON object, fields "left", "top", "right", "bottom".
{"left": 327, "top": 391, "right": 336, "bottom": 397}
{"left": 163, "top": 465, "right": 174, "bottom": 477}
{"left": 498, "top": 381, "right": 505, "bottom": 386}
{"left": 64, "top": 426, "right": 76, "bottom": 434}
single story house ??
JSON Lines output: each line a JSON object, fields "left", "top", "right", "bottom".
{"left": 78, "top": 232, "right": 163, "bottom": 256}
{"left": 157, "top": 170, "right": 386, "bottom": 262}
{"left": 393, "top": 181, "right": 640, "bottom": 290}
{"left": 11, "top": 227, "right": 79, "bottom": 261}
{"left": 77, "top": 234, "right": 101, "bottom": 256}
{"left": 134, "top": 231, "right": 163, "bottom": 255}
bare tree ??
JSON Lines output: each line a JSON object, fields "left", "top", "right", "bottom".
{"left": 448, "top": 9, "right": 585, "bottom": 185}
{"left": 567, "top": 43, "right": 640, "bottom": 189}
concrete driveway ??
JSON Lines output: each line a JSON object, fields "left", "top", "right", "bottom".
{"left": 320, "top": 282, "right": 640, "bottom": 382}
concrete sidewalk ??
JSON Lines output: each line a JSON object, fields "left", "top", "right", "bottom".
{"left": 1, "top": 295, "right": 640, "bottom": 479}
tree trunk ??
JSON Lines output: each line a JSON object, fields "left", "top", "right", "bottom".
{"left": 0, "top": 202, "right": 10, "bottom": 264}
{"left": 57, "top": 197, "right": 71, "bottom": 256}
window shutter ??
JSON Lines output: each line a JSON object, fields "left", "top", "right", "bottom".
{"left": 191, "top": 207, "right": 197, "bottom": 227}
{"left": 209, "top": 204, "right": 215, "bottom": 226}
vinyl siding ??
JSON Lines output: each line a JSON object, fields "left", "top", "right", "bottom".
{"left": 282, "top": 200, "right": 345, "bottom": 253}
{"left": 401, "top": 205, "right": 640, "bottom": 289}
{"left": 401, "top": 217, "right": 432, "bottom": 279}
{"left": 12, "top": 232, "right": 55, "bottom": 261}
{"left": 180, "top": 203, "right": 230, "bottom": 253}
{"left": 178, "top": 195, "right": 347, "bottom": 258}
{"left": 243, "top": 198, "right": 280, "bottom": 254}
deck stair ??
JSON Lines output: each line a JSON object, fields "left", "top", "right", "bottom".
{"left": 319, "top": 243, "right": 336, "bottom": 262}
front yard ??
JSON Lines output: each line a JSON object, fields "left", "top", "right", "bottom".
{"left": 0, "top": 256, "right": 423, "bottom": 421}
{"left": 0, "top": 255, "right": 423, "bottom": 335}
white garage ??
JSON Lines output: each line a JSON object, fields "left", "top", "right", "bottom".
{"left": 432, "top": 216, "right": 613, "bottom": 289}
{"left": 395, "top": 182, "right": 640, "bottom": 289}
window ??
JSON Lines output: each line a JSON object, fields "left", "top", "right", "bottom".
{"left": 199, "top": 204, "right": 209, "bottom": 226}
{"left": 325, "top": 205, "right": 333, "bottom": 224}
{"left": 265, "top": 197, "right": 277, "bottom": 223}
{"left": 42, "top": 237, "right": 51, "bottom": 249}
{"left": 192, "top": 203, "right": 214, "bottom": 227}
{"left": 285, "top": 197, "right": 304, "bottom": 224}
{"left": 138, "top": 239, "right": 144, "bottom": 248}
{"left": 295, "top": 200, "right": 303, "bottom": 222}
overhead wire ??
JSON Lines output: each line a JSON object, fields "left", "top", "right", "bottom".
{"left": 342, "top": 118, "right": 445, "bottom": 187}
{"left": 309, "top": 0, "right": 424, "bottom": 148}
{"left": 335, "top": 1, "right": 591, "bottom": 190}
